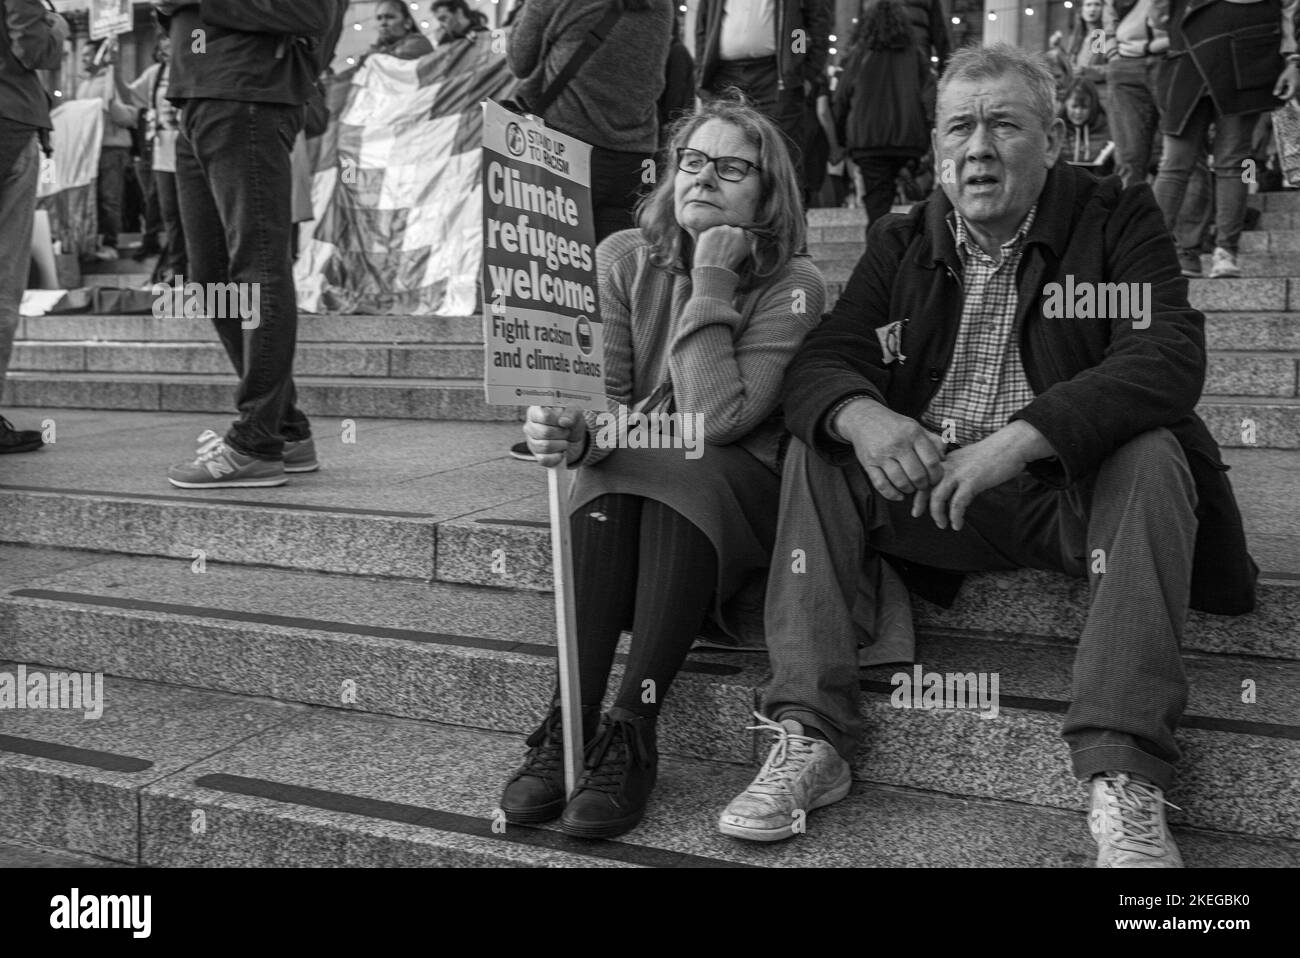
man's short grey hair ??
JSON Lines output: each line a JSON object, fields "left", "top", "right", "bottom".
{"left": 936, "top": 43, "right": 1057, "bottom": 132}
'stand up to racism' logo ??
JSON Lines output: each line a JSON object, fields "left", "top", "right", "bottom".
{"left": 574, "top": 315, "right": 594, "bottom": 355}
{"left": 505, "top": 122, "right": 526, "bottom": 157}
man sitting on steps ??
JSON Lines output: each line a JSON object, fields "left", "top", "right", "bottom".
{"left": 717, "top": 43, "right": 1258, "bottom": 867}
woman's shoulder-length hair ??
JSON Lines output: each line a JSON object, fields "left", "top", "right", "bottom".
{"left": 635, "top": 97, "right": 806, "bottom": 293}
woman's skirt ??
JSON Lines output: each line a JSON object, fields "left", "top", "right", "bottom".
{"left": 570, "top": 442, "right": 778, "bottom": 646}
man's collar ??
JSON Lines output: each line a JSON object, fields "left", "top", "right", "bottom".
{"left": 949, "top": 203, "right": 1038, "bottom": 261}
{"left": 921, "top": 161, "right": 1078, "bottom": 269}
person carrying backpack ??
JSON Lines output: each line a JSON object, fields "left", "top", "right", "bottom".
{"left": 834, "top": 0, "right": 930, "bottom": 230}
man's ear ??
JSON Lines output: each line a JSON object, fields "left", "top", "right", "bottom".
{"left": 1044, "top": 117, "right": 1065, "bottom": 167}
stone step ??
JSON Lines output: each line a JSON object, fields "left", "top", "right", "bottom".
{"left": 2, "top": 664, "right": 1297, "bottom": 865}
{"left": 9, "top": 343, "right": 1293, "bottom": 397}
{"left": 0, "top": 549, "right": 756, "bottom": 770}
{"left": 17, "top": 313, "right": 483, "bottom": 345}
{"left": 0, "top": 373, "right": 518, "bottom": 422}
{"left": 1199, "top": 396, "right": 1300, "bottom": 448}
{"left": 1, "top": 411, "right": 1293, "bottom": 656}
{"left": 9, "top": 342, "right": 482, "bottom": 380}
{"left": 75, "top": 272, "right": 152, "bottom": 291}
{"left": 1204, "top": 313, "right": 1300, "bottom": 351}
{"left": 0, "top": 415, "right": 533, "bottom": 580}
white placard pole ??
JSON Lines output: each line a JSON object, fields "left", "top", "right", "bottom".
{"left": 546, "top": 463, "right": 582, "bottom": 798}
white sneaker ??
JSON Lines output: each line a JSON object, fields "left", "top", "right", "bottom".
{"left": 1209, "top": 246, "right": 1241, "bottom": 278}
{"left": 1089, "top": 772, "right": 1184, "bottom": 868}
{"left": 93, "top": 244, "right": 119, "bottom": 262}
{"left": 718, "top": 713, "right": 851, "bottom": 842}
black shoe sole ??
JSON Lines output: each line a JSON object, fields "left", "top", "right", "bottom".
{"left": 501, "top": 798, "right": 566, "bottom": 825}
{"left": 0, "top": 442, "right": 44, "bottom": 454}
{"left": 557, "top": 807, "right": 647, "bottom": 839}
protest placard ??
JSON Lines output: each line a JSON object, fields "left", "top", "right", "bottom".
{"left": 480, "top": 99, "right": 607, "bottom": 799}
{"left": 480, "top": 99, "right": 605, "bottom": 412}
{"left": 89, "top": 0, "right": 132, "bottom": 41}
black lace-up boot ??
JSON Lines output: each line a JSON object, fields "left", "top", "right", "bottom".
{"left": 558, "top": 708, "right": 658, "bottom": 839}
{"left": 500, "top": 700, "right": 598, "bottom": 824}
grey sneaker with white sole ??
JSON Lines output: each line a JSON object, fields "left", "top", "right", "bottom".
{"left": 718, "top": 713, "right": 851, "bottom": 842}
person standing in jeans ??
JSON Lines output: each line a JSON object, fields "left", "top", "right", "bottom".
{"left": 126, "top": 26, "right": 185, "bottom": 284}
{"left": 1102, "top": 0, "right": 1167, "bottom": 188}
{"left": 0, "top": 0, "right": 67, "bottom": 454}
{"left": 1151, "top": 0, "right": 1300, "bottom": 279}
{"left": 76, "top": 39, "right": 139, "bottom": 261}
{"left": 505, "top": 0, "right": 673, "bottom": 461}
{"left": 157, "top": 0, "right": 344, "bottom": 489}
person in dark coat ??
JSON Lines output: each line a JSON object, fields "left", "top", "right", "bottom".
{"left": 834, "top": 0, "right": 930, "bottom": 228}
{"left": 694, "top": 1, "right": 832, "bottom": 187}
{"left": 0, "top": 0, "right": 68, "bottom": 454}
{"left": 719, "top": 44, "right": 1255, "bottom": 868}
{"left": 1150, "top": 0, "right": 1300, "bottom": 279}
{"left": 658, "top": 11, "right": 695, "bottom": 152}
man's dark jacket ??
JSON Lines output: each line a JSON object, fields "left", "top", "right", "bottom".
{"left": 695, "top": 0, "right": 831, "bottom": 97}
{"left": 783, "top": 161, "right": 1257, "bottom": 616}
{"left": 154, "top": 0, "right": 345, "bottom": 105}
{"left": 1, "top": 0, "right": 63, "bottom": 128}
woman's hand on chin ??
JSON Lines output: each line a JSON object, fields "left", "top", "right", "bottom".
{"left": 523, "top": 405, "right": 587, "bottom": 468}
{"left": 693, "top": 225, "right": 754, "bottom": 273}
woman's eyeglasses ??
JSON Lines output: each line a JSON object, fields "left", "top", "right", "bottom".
{"left": 676, "top": 148, "right": 761, "bottom": 182}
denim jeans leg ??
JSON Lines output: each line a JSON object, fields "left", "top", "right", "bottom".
{"left": 174, "top": 122, "right": 242, "bottom": 376}
{"left": 1210, "top": 111, "right": 1260, "bottom": 254}
{"left": 1172, "top": 152, "right": 1212, "bottom": 254}
{"left": 1153, "top": 98, "right": 1213, "bottom": 242}
{"left": 761, "top": 439, "right": 873, "bottom": 760}
{"left": 1104, "top": 58, "right": 1160, "bottom": 188}
{"left": 180, "top": 98, "right": 308, "bottom": 459}
{"left": 0, "top": 136, "right": 40, "bottom": 391}
{"left": 153, "top": 170, "right": 187, "bottom": 278}
{"left": 97, "top": 146, "right": 130, "bottom": 246}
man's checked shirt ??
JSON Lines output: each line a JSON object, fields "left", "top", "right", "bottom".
{"left": 921, "top": 205, "right": 1039, "bottom": 446}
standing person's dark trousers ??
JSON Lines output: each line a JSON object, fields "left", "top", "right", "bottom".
{"left": 1106, "top": 55, "right": 1163, "bottom": 187}
{"left": 706, "top": 57, "right": 807, "bottom": 183}
{"left": 763, "top": 431, "right": 1197, "bottom": 788}
{"left": 153, "top": 168, "right": 186, "bottom": 279}
{"left": 175, "top": 98, "right": 311, "bottom": 461}
{"left": 96, "top": 144, "right": 132, "bottom": 248}
{"left": 853, "top": 156, "right": 909, "bottom": 226}
{"left": 590, "top": 147, "right": 649, "bottom": 243}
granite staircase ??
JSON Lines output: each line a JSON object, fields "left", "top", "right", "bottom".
{"left": 0, "top": 192, "right": 1297, "bottom": 868}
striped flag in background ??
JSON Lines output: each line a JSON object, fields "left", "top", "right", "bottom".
{"left": 295, "top": 34, "right": 517, "bottom": 317}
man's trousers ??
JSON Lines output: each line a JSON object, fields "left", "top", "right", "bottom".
{"left": 762, "top": 429, "right": 1197, "bottom": 789}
